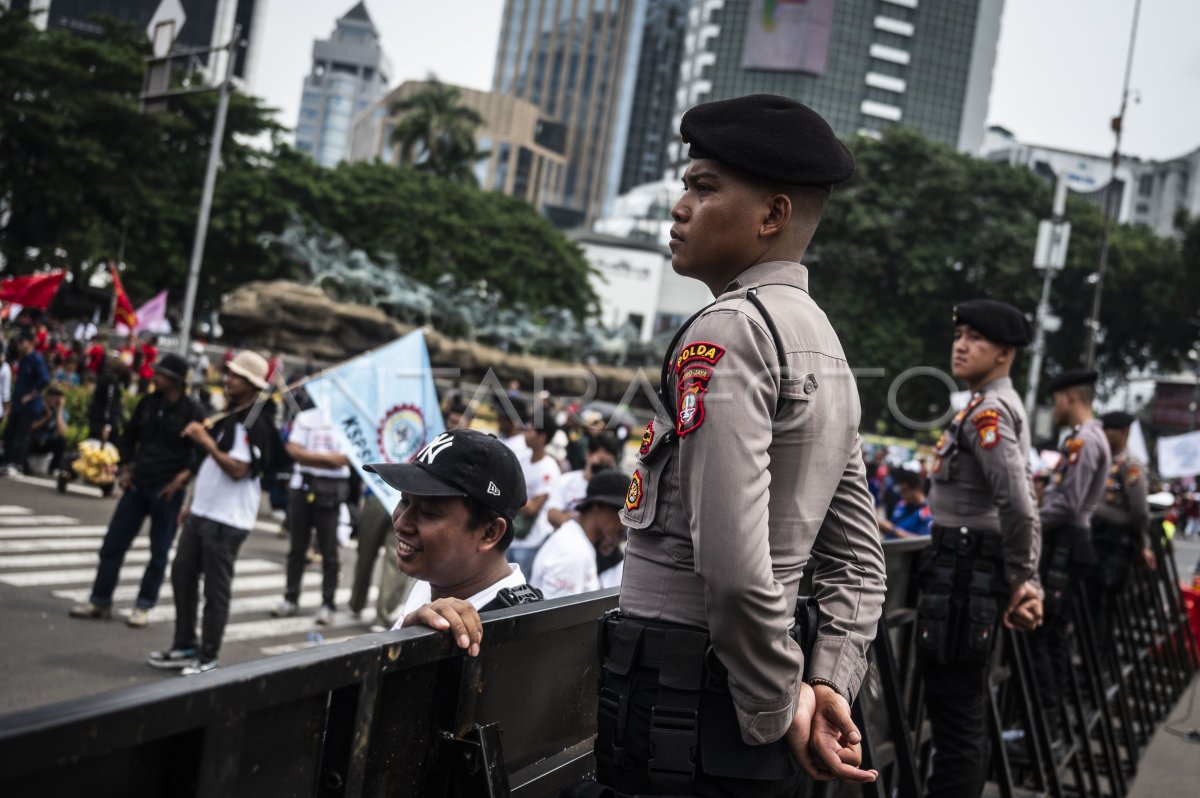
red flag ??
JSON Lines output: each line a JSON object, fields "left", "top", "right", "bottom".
{"left": 0, "top": 271, "right": 66, "bottom": 309}
{"left": 110, "top": 264, "right": 137, "bottom": 329}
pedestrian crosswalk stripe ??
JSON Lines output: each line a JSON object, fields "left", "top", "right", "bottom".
{"left": 223, "top": 612, "right": 368, "bottom": 643}
{"left": 0, "top": 537, "right": 148, "bottom": 553}
{"left": 54, "top": 571, "right": 319, "bottom": 604}
{"left": 261, "top": 633, "right": 366, "bottom": 656}
{"left": 0, "top": 558, "right": 280, "bottom": 587}
{"left": 0, "top": 506, "right": 34, "bottom": 516}
{"left": 0, "top": 526, "right": 110, "bottom": 539}
{"left": 111, "top": 586, "right": 372, "bottom": 625}
{"left": 0, "top": 550, "right": 154, "bottom": 569}
{"left": 0, "top": 515, "right": 80, "bottom": 527}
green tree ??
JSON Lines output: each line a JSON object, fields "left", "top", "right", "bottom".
{"left": 388, "top": 77, "right": 486, "bottom": 185}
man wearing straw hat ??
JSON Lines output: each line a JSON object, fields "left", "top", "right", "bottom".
{"left": 147, "top": 349, "right": 277, "bottom": 676}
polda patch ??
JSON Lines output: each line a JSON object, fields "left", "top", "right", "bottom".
{"left": 675, "top": 341, "right": 725, "bottom": 373}
{"left": 1065, "top": 437, "right": 1085, "bottom": 465}
{"left": 972, "top": 409, "right": 1001, "bottom": 449}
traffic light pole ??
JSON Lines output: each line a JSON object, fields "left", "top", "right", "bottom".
{"left": 177, "top": 33, "right": 240, "bottom": 356}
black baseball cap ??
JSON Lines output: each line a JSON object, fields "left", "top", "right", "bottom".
{"left": 364, "top": 428, "right": 527, "bottom": 519}
{"left": 576, "top": 471, "right": 631, "bottom": 512}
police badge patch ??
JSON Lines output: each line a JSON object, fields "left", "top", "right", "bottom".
{"left": 674, "top": 342, "right": 724, "bottom": 437}
{"left": 972, "top": 409, "right": 1001, "bottom": 449}
{"left": 625, "top": 470, "right": 643, "bottom": 511}
{"left": 1065, "top": 437, "right": 1085, "bottom": 465}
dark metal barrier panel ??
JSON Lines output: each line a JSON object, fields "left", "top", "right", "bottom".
{"left": 0, "top": 530, "right": 1192, "bottom": 798}
{"left": 0, "top": 589, "right": 619, "bottom": 798}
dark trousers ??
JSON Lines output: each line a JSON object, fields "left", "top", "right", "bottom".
{"left": 170, "top": 514, "right": 250, "bottom": 661}
{"left": 28, "top": 434, "right": 66, "bottom": 471}
{"left": 285, "top": 488, "right": 340, "bottom": 609}
{"left": 90, "top": 480, "right": 185, "bottom": 609}
{"left": 2, "top": 411, "right": 34, "bottom": 467}
{"left": 1029, "top": 530, "right": 1089, "bottom": 717}
{"left": 920, "top": 659, "right": 990, "bottom": 798}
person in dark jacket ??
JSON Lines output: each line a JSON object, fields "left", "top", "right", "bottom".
{"left": 87, "top": 355, "right": 131, "bottom": 441}
{"left": 1, "top": 332, "right": 50, "bottom": 477}
{"left": 70, "top": 353, "right": 206, "bottom": 628}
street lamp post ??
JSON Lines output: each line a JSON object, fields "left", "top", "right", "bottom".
{"left": 1084, "top": 0, "right": 1143, "bottom": 369}
{"left": 1025, "top": 178, "right": 1070, "bottom": 420}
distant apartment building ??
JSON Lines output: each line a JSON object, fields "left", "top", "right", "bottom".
{"left": 666, "top": 0, "right": 1004, "bottom": 175}
{"left": 983, "top": 126, "right": 1200, "bottom": 239}
{"left": 348, "top": 81, "right": 568, "bottom": 209}
{"left": 295, "top": 2, "right": 391, "bottom": 168}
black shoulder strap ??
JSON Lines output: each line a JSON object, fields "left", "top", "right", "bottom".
{"left": 479, "top": 583, "right": 544, "bottom": 612}
{"left": 746, "top": 287, "right": 788, "bottom": 374}
{"left": 658, "top": 302, "right": 713, "bottom": 412}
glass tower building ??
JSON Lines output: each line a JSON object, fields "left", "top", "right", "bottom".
{"left": 295, "top": 2, "right": 392, "bottom": 168}
{"left": 667, "top": 0, "right": 1004, "bottom": 173}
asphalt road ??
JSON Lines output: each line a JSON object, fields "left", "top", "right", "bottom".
{"left": 0, "top": 474, "right": 383, "bottom": 717}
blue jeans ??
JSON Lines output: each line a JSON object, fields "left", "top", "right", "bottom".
{"left": 89, "top": 480, "right": 185, "bottom": 609}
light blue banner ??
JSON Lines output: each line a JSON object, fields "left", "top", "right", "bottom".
{"left": 304, "top": 330, "right": 445, "bottom": 508}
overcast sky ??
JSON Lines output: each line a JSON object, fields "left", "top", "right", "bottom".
{"left": 249, "top": 0, "right": 1200, "bottom": 162}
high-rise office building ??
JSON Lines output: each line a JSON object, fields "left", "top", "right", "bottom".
{"left": 295, "top": 2, "right": 391, "bottom": 168}
{"left": 615, "top": 0, "right": 691, "bottom": 197}
{"left": 9, "top": 0, "right": 267, "bottom": 86}
{"left": 493, "top": 0, "right": 643, "bottom": 228}
{"left": 666, "top": 0, "right": 1004, "bottom": 173}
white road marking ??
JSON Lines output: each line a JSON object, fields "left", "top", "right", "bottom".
{"left": 0, "top": 515, "right": 79, "bottom": 527}
{"left": 0, "top": 550, "right": 152, "bottom": 568}
{"left": 0, "top": 537, "right": 147, "bottom": 553}
{"left": 0, "top": 558, "right": 280, "bottom": 587}
{"left": 0, "top": 506, "right": 34, "bottom": 516}
{"left": 53, "top": 571, "right": 316, "bottom": 604}
{"left": 0, "top": 526, "right": 109, "bottom": 539}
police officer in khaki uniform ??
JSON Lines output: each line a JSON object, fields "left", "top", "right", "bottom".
{"left": 1030, "top": 369, "right": 1111, "bottom": 743}
{"left": 919, "top": 300, "right": 1043, "bottom": 798}
{"left": 596, "top": 95, "right": 887, "bottom": 797}
{"left": 1088, "top": 411, "right": 1153, "bottom": 653}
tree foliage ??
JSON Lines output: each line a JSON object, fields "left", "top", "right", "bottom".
{"left": 816, "top": 128, "right": 1200, "bottom": 432}
{"left": 388, "top": 77, "right": 486, "bottom": 185}
{"left": 0, "top": 12, "right": 595, "bottom": 321}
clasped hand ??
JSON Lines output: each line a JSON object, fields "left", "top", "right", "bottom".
{"left": 786, "top": 682, "right": 878, "bottom": 784}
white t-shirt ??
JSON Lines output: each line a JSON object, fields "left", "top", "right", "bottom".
{"left": 0, "top": 362, "right": 11, "bottom": 420}
{"left": 393, "top": 564, "right": 528, "bottom": 630}
{"left": 503, "top": 433, "right": 530, "bottom": 462}
{"left": 530, "top": 519, "right": 600, "bottom": 599}
{"left": 288, "top": 406, "right": 350, "bottom": 486}
{"left": 528, "top": 469, "right": 589, "bottom": 545}
{"left": 510, "top": 454, "right": 562, "bottom": 549}
{"left": 189, "top": 421, "right": 261, "bottom": 531}
{"left": 599, "top": 559, "right": 624, "bottom": 589}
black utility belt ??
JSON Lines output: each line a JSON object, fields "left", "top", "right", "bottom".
{"left": 930, "top": 524, "right": 1003, "bottom": 558}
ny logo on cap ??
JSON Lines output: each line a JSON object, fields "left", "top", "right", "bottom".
{"left": 417, "top": 432, "right": 454, "bottom": 465}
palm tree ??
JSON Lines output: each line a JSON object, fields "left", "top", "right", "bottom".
{"left": 389, "top": 77, "right": 486, "bottom": 185}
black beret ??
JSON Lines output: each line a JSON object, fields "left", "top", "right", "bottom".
{"left": 1044, "top": 369, "right": 1098, "bottom": 395}
{"left": 1100, "top": 411, "right": 1135, "bottom": 430}
{"left": 680, "top": 94, "right": 854, "bottom": 186}
{"left": 953, "top": 299, "right": 1033, "bottom": 347}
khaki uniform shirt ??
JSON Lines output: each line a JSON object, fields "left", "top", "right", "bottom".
{"left": 927, "top": 377, "right": 1041, "bottom": 585}
{"left": 1040, "top": 418, "right": 1111, "bottom": 531}
{"left": 619, "top": 260, "right": 887, "bottom": 747}
{"left": 1093, "top": 451, "right": 1150, "bottom": 545}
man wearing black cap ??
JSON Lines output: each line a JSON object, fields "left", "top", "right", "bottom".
{"left": 70, "top": 353, "right": 205, "bottom": 628}
{"left": 919, "top": 299, "right": 1043, "bottom": 797}
{"left": 1088, "top": 412, "right": 1152, "bottom": 657}
{"left": 1030, "top": 369, "right": 1111, "bottom": 745}
{"left": 363, "top": 428, "right": 543, "bottom": 651}
{"left": 530, "top": 470, "right": 628, "bottom": 599}
{"left": 603, "top": 94, "right": 886, "bottom": 795}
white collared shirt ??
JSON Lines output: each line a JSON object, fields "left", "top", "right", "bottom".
{"left": 393, "top": 564, "right": 528, "bottom": 630}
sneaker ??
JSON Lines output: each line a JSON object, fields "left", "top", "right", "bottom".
{"left": 271, "top": 599, "right": 299, "bottom": 618}
{"left": 126, "top": 608, "right": 150, "bottom": 628}
{"left": 180, "top": 659, "right": 218, "bottom": 676}
{"left": 147, "top": 647, "right": 199, "bottom": 670}
{"left": 315, "top": 606, "right": 334, "bottom": 626}
{"left": 1, "top": 464, "right": 21, "bottom": 477}
{"left": 69, "top": 602, "right": 112, "bottom": 620}
{"left": 369, "top": 623, "right": 389, "bottom": 633}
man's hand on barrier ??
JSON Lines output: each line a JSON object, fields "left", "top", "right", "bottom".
{"left": 804, "top": 684, "right": 878, "bottom": 784}
{"left": 1141, "top": 547, "right": 1157, "bottom": 571}
{"left": 402, "top": 598, "right": 483, "bottom": 657}
{"left": 1004, "top": 581, "right": 1042, "bottom": 631}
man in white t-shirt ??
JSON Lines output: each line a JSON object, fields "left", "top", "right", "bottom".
{"left": 531, "top": 470, "right": 629, "bottom": 599}
{"left": 507, "top": 412, "right": 562, "bottom": 574}
{"left": 273, "top": 401, "right": 352, "bottom": 624}
{"left": 147, "top": 350, "right": 275, "bottom": 676}
{"left": 363, "top": 428, "right": 543, "bottom": 653}
{"left": 530, "top": 432, "right": 621, "bottom": 545}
